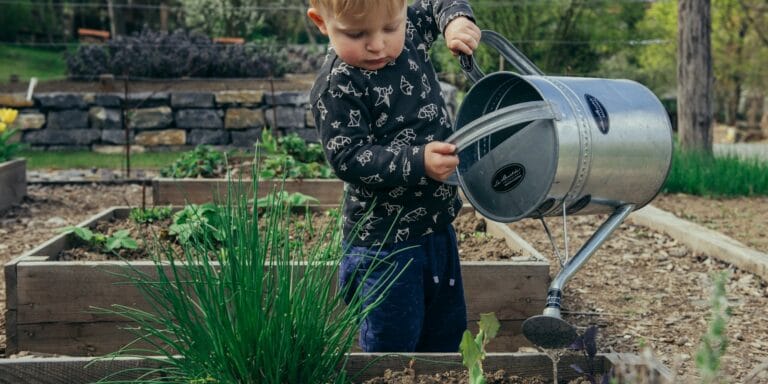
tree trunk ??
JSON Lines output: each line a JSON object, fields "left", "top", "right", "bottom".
{"left": 677, "top": 0, "right": 713, "bottom": 153}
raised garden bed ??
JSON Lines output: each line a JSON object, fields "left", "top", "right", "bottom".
{"left": 0, "top": 159, "right": 26, "bottom": 212}
{"left": 4, "top": 205, "right": 550, "bottom": 356}
{"left": 152, "top": 177, "right": 346, "bottom": 205}
{"left": 0, "top": 352, "right": 672, "bottom": 384}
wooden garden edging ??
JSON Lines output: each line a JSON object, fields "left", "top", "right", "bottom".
{"left": 4, "top": 206, "right": 550, "bottom": 356}
{"left": 629, "top": 204, "right": 768, "bottom": 282}
{"left": 152, "top": 177, "right": 346, "bottom": 205}
{"left": 0, "top": 158, "right": 26, "bottom": 212}
{"left": 0, "top": 352, "right": 673, "bottom": 384}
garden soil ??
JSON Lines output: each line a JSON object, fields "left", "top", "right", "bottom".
{"left": 1, "top": 184, "right": 767, "bottom": 383}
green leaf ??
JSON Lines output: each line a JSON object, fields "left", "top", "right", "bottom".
{"left": 459, "top": 330, "right": 482, "bottom": 368}
{"left": 74, "top": 227, "right": 94, "bottom": 242}
{"left": 479, "top": 312, "right": 500, "bottom": 341}
{"left": 121, "top": 237, "right": 138, "bottom": 249}
{"left": 105, "top": 236, "right": 120, "bottom": 251}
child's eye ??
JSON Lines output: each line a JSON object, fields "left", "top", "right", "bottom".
{"left": 346, "top": 32, "right": 363, "bottom": 39}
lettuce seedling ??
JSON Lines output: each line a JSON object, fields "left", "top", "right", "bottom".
{"left": 459, "top": 312, "right": 500, "bottom": 384}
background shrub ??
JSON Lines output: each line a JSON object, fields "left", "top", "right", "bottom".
{"left": 65, "top": 28, "right": 325, "bottom": 79}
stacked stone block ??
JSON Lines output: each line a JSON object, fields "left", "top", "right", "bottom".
{"left": 0, "top": 82, "right": 457, "bottom": 151}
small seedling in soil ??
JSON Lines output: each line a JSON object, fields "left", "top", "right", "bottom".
{"left": 59, "top": 226, "right": 138, "bottom": 255}
{"left": 460, "top": 312, "right": 501, "bottom": 384}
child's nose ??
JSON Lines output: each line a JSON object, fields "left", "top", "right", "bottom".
{"left": 366, "top": 34, "right": 385, "bottom": 52}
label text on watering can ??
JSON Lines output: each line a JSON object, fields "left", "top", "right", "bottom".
{"left": 585, "top": 94, "right": 610, "bottom": 134}
{"left": 491, "top": 163, "right": 525, "bottom": 192}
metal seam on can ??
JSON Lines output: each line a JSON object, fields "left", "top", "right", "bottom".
{"left": 548, "top": 77, "right": 592, "bottom": 206}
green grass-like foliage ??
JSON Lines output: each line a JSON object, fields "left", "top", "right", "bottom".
{"left": 459, "top": 312, "right": 500, "bottom": 384}
{"left": 94, "top": 173, "right": 401, "bottom": 383}
{"left": 663, "top": 147, "right": 768, "bottom": 197}
{"left": 19, "top": 150, "right": 183, "bottom": 170}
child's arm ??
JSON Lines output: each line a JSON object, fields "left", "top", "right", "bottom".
{"left": 410, "top": 0, "right": 478, "bottom": 51}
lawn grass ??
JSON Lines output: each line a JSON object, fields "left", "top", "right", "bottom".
{"left": 0, "top": 44, "right": 69, "bottom": 83}
{"left": 20, "top": 150, "right": 184, "bottom": 170}
{"left": 663, "top": 146, "right": 768, "bottom": 197}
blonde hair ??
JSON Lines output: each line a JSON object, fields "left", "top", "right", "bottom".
{"left": 310, "top": 0, "right": 406, "bottom": 19}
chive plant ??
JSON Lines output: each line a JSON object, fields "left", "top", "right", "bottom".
{"left": 97, "top": 174, "right": 402, "bottom": 383}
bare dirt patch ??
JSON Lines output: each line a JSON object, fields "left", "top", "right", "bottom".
{"left": 651, "top": 194, "right": 768, "bottom": 252}
{"left": 1, "top": 186, "right": 767, "bottom": 382}
{"left": 51, "top": 208, "right": 523, "bottom": 262}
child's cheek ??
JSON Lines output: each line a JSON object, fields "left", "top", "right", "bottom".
{"left": 336, "top": 46, "right": 363, "bottom": 67}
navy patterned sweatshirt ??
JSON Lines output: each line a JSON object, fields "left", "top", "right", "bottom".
{"left": 310, "top": 0, "right": 474, "bottom": 247}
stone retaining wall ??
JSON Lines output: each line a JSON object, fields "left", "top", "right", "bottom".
{"left": 0, "top": 83, "right": 457, "bottom": 152}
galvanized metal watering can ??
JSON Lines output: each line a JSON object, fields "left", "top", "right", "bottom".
{"left": 446, "top": 30, "right": 673, "bottom": 348}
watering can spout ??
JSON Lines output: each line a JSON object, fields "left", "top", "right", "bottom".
{"left": 522, "top": 204, "right": 635, "bottom": 349}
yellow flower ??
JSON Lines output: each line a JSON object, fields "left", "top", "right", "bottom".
{"left": 0, "top": 122, "right": 6, "bottom": 133}
{"left": 0, "top": 108, "right": 18, "bottom": 125}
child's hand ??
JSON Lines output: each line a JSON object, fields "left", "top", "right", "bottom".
{"left": 444, "top": 17, "right": 481, "bottom": 56}
{"left": 424, "top": 141, "right": 459, "bottom": 182}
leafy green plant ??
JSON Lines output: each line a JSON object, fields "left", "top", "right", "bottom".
{"left": 59, "top": 226, "right": 138, "bottom": 254}
{"left": 258, "top": 153, "right": 334, "bottom": 179}
{"left": 94, "top": 175, "right": 403, "bottom": 383}
{"left": 255, "top": 130, "right": 334, "bottom": 179}
{"left": 459, "top": 312, "right": 500, "bottom": 384}
{"left": 0, "top": 108, "right": 24, "bottom": 163}
{"left": 279, "top": 132, "right": 326, "bottom": 164}
{"left": 168, "top": 203, "right": 223, "bottom": 246}
{"left": 696, "top": 271, "right": 731, "bottom": 384}
{"left": 129, "top": 206, "right": 173, "bottom": 224}
{"left": 159, "top": 145, "right": 230, "bottom": 178}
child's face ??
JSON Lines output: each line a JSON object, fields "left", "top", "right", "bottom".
{"left": 308, "top": 2, "right": 407, "bottom": 71}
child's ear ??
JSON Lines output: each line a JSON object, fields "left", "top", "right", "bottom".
{"left": 307, "top": 8, "right": 329, "bottom": 35}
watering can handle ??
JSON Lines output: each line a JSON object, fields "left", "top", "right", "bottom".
{"left": 459, "top": 30, "right": 545, "bottom": 84}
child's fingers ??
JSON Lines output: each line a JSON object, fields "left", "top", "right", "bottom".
{"left": 427, "top": 141, "right": 457, "bottom": 154}
{"left": 448, "top": 33, "right": 480, "bottom": 56}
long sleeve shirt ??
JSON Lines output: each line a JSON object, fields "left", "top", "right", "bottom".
{"left": 309, "top": 0, "right": 474, "bottom": 246}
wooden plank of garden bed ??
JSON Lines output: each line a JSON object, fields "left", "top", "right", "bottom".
{"left": 3, "top": 207, "right": 121, "bottom": 355}
{"left": 10, "top": 261, "right": 548, "bottom": 324}
{"left": 344, "top": 352, "right": 672, "bottom": 383}
{"left": 0, "top": 158, "right": 26, "bottom": 212}
{"left": 0, "top": 353, "right": 672, "bottom": 384}
{"left": 0, "top": 356, "right": 163, "bottom": 384}
{"left": 152, "top": 178, "right": 345, "bottom": 205}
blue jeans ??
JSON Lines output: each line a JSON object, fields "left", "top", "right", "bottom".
{"left": 338, "top": 225, "right": 467, "bottom": 352}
